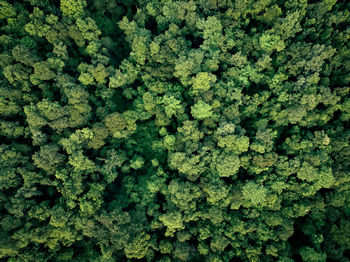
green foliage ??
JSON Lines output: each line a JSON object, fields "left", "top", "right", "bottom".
{"left": 0, "top": 0, "right": 349, "bottom": 261}
{"left": 215, "top": 151, "right": 240, "bottom": 178}
{"left": 192, "top": 72, "right": 217, "bottom": 92}
{"left": 191, "top": 100, "right": 213, "bottom": 119}
{"left": 60, "top": 0, "right": 86, "bottom": 18}
{"left": 242, "top": 181, "right": 268, "bottom": 207}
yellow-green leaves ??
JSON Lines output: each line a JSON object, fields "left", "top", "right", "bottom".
{"left": 78, "top": 63, "right": 108, "bottom": 85}
{"left": 259, "top": 33, "right": 285, "bottom": 53}
{"left": 124, "top": 232, "right": 151, "bottom": 259}
{"left": 33, "top": 144, "right": 65, "bottom": 174}
{"left": 0, "top": 1, "right": 16, "bottom": 19}
{"left": 162, "top": 94, "right": 183, "bottom": 117}
{"left": 192, "top": 72, "right": 217, "bottom": 92}
{"left": 215, "top": 152, "right": 240, "bottom": 178}
{"left": 242, "top": 181, "right": 267, "bottom": 207}
{"left": 104, "top": 112, "right": 126, "bottom": 133}
{"left": 104, "top": 111, "right": 138, "bottom": 138}
{"left": 297, "top": 162, "right": 335, "bottom": 190}
{"left": 131, "top": 36, "right": 149, "bottom": 65}
{"left": 32, "top": 61, "right": 56, "bottom": 81}
{"left": 60, "top": 0, "right": 86, "bottom": 19}
{"left": 217, "top": 135, "right": 250, "bottom": 154}
{"left": 159, "top": 212, "right": 185, "bottom": 237}
{"left": 191, "top": 100, "right": 213, "bottom": 119}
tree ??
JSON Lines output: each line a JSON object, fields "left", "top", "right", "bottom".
{"left": 32, "top": 144, "right": 65, "bottom": 174}
{"left": 242, "top": 181, "right": 267, "bottom": 207}
{"left": 60, "top": 0, "right": 86, "bottom": 18}
{"left": 191, "top": 100, "right": 213, "bottom": 120}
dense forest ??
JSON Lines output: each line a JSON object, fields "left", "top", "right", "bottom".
{"left": 0, "top": 0, "right": 349, "bottom": 261}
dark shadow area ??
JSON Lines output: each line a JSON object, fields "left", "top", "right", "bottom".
{"left": 185, "top": 34, "right": 204, "bottom": 49}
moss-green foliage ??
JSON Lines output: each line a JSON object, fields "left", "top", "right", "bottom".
{"left": 0, "top": 0, "right": 349, "bottom": 261}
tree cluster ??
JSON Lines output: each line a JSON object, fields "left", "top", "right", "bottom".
{"left": 0, "top": 0, "right": 349, "bottom": 261}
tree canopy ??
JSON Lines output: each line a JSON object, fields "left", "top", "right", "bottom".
{"left": 0, "top": 0, "right": 349, "bottom": 261}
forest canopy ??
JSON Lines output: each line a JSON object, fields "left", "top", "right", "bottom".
{"left": 0, "top": 0, "right": 349, "bottom": 261}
